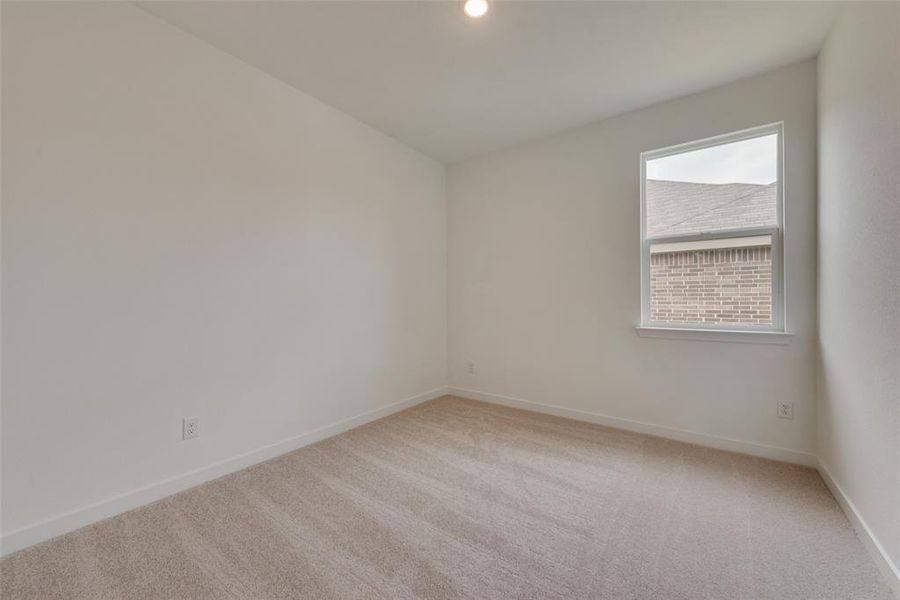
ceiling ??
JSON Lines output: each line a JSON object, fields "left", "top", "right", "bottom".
{"left": 138, "top": 1, "right": 839, "bottom": 163}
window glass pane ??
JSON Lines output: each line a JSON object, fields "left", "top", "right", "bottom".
{"left": 646, "top": 134, "right": 777, "bottom": 238}
{"left": 650, "top": 236, "right": 772, "bottom": 326}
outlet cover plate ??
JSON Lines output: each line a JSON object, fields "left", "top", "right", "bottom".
{"left": 777, "top": 402, "right": 794, "bottom": 419}
{"left": 182, "top": 417, "right": 200, "bottom": 440}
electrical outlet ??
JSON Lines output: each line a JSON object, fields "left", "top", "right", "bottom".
{"left": 182, "top": 417, "right": 200, "bottom": 440}
{"left": 466, "top": 361, "right": 475, "bottom": 375}
{"left": 777, "top": 401, "right": 794, "bottom": 420}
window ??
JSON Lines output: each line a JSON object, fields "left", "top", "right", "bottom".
{"left": 640, "top": 123, "right": 784, "bottom": 332}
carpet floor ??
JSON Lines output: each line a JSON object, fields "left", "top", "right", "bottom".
{"left": 1, "top": 396, "right": 894, "bottom": 599}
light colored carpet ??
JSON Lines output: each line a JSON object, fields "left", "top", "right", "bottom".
{"left": 1, "top": 396, "right": 894, "bottom": 599}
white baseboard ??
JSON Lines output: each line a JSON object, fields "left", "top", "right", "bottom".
{"left": 0, "top": 386, "right": 448, "bottom": 558}
{"left": 448, "top": 386, "right": 817, "bottom": 467}
{"left": 817, "top": 459, "right": 900, "bottom": 599}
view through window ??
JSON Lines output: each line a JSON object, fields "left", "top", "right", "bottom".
{"left": 642, "top": 125, "right": 782, "bottom": 329}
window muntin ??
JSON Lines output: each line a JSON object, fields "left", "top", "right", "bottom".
{"left": 640, "top": 124, "right": 783, "bottom": 331}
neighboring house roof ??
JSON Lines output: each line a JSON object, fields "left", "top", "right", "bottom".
{"left": 646, "top": 179, "right": 776, "bottom": 237}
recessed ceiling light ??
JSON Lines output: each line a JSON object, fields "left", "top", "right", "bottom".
{"left": 464, "top": 0, "right": 489, "bottom": 19}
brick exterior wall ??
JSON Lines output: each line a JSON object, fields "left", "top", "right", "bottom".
{"left": 650, "top": 246, "right": 772, "bottom": 325}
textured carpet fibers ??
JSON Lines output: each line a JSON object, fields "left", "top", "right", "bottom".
{"left": 1, "top": 396, "right": 894, "bottom": 599}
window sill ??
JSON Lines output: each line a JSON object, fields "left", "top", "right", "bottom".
{"left": 635, "top": 326, "right": 793, "bottom": 345}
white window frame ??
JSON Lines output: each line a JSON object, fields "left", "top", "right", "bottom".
{"left": 639, "top": 122, "right": 785, "bottom": 334}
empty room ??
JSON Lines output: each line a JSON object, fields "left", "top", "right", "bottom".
{"left": 1, "top": 1, "right": 898, "bottom": 598}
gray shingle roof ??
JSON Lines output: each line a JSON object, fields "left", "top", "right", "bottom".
{"left": 646, "top": 179, "right": 776, "bottom": 237}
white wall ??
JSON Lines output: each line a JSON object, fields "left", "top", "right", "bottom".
{"left": 817, "top": 1, "right": 900, "bottom": 581}
{"left": 448, "top": 61, "right": 818, "bottom": 461}
{"left": 1, "top": 2, "right": 446, "bottom": 550}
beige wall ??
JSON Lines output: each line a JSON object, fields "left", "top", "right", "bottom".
{"left": 817, "top": 1, "right": 900, "bottom": 581}
{"left": 448, "top": 60, "right": 818, "bottom": 460}
{"left": 1, "top": 2, "right": 447, "bottom": 550}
